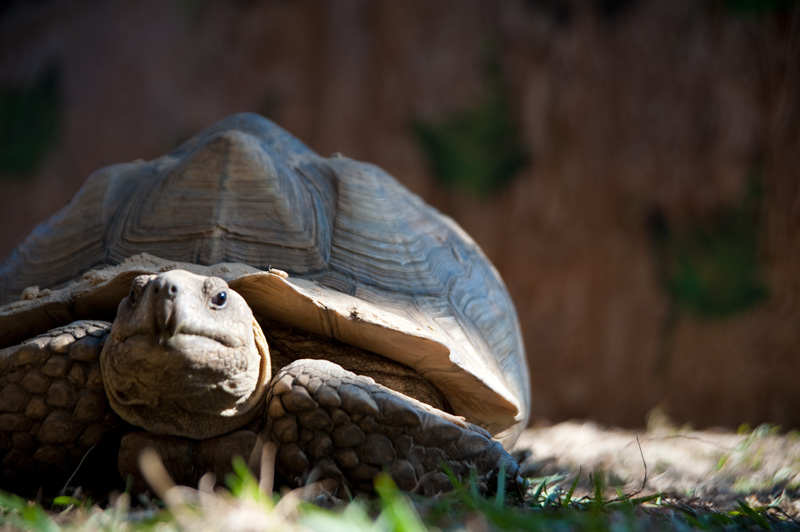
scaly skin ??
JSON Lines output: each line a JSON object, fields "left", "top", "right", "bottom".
{"left": 267, "top": 359, "right": 521, "bottom": 495}
{"left": 0, "top": 321, "right": 122, "bottom": 484}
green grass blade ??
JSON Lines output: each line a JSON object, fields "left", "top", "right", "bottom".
{"left": 591, "top": 471, "right": 605, "bottom": 508}
{"left": 374, "top": 473, "right": 427, "bottom": 532}
{"left": 493, "top": 463, "right": 507, "bottom": 509}
{"left": 530, "top": 479, "right": 547, "bottom": 507}
{"left": 562, "top": 467, "right": 581, "bottom": 507}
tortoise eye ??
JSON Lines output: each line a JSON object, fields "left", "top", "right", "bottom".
{"left": 128, "top": 288, "right": 138, "bottom": 307}
{"left": 210, "top": 290, "right": 228, "bottom": 309}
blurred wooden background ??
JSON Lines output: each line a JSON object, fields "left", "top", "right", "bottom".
{"left": 1, "top": 0, "right": 798, "bottom": 429}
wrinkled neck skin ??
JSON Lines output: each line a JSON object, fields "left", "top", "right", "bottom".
{"left": 100, "top": 270, "right": 271, "bottom": 439}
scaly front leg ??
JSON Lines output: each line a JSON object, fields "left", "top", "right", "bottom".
{"left": 266, "top": 359, "right": 521, "bottom": 495}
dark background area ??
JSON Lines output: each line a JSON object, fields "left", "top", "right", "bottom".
{"left": 1, "top": 0, "right": 798, "bottom": 430}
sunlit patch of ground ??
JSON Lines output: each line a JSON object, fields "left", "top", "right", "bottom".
{"left": 516, "top": 421, "right": 800, "bottom": 518}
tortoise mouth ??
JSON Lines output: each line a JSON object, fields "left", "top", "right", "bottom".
{"left": 160, "top": 330, "right": 244, "bottom": 351}
{"left": 107, "top": 332, "right": 251, "bottom": 386}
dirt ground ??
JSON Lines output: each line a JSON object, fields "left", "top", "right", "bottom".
{"left": 514, "top": 421, "right": 800, "bottom": 518}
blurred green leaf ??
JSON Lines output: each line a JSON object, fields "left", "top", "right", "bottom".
{"left": 720, "top": 0, "right": 795, "bottom": 14}
{"left": 374, "top": 474, "right": 427, "bottom": 532}
{"left": 0, "top": 66, "right": 62, "bottom": 177}
{"left": 651, "top": 172, "right": 768, "bottom": 319}
{"left": 413, "top": 43, "right": 527, "bottom": 198}
{"left": 0, "top": 490, "right": 60, "bottom": 532}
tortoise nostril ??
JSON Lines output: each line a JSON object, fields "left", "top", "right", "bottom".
{"left": 153, "top": 278, "right": 179, "bottom": 299}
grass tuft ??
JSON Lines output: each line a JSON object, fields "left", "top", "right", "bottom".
{"left": 1, "top": 454, "right": 799, "bottom": 531}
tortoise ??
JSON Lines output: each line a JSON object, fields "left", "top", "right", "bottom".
{"left": 0, "top": 113, "right": 530, "bottom": 495}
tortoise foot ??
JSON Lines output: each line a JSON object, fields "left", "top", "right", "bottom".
{"left": 266, "top": 359, "right": 521, "bottom": 495}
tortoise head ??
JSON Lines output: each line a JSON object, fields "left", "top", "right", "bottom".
{"left": 100, "top": 270, "right": 271, "bottom": 439}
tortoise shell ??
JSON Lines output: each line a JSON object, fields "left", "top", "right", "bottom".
{"left": 0, "top": 113, "right": 529, "bottom": 444}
